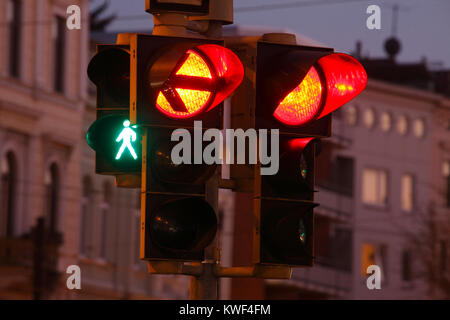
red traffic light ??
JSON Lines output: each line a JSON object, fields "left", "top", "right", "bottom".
{"left": 273, "top": 53, "right": 367, "bottom": 126}
{"left": 155, "top": 44, "right": 244, "bottom": 119}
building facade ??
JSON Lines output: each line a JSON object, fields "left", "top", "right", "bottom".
{"left": 0, "top": 0, "right": 89, "bottom": 299}
{"left": 221, "top": 30, "right": 450, "bottom": 300}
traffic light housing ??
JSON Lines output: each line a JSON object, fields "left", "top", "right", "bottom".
{"left": 227, "top": 36, "right": 366, "bottom": 267}
{"left": 129, "top": 34, "right": 244, "bottom": 261}
{"left": 130, "top": 34, "right": 242, "bottom": 128}
{"left": 87, "top": 45, "right": 142, "bottom": 175}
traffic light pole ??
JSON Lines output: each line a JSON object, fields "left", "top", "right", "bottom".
{"left": 190, "top": 172, "right": 220, "bottom": 299}
{"left": 147, "top": 0, "right": 226, "bottom": 300}
{"left": 143, "top": 0, "right": 293, "bottom": 300}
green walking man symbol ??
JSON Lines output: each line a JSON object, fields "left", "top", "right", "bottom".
{"left": 115, "top": 120, "right": 138, "bottom": 160}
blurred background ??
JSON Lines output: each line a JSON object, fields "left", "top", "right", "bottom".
{"left": 0, "top": 0, "right": 449, "bottom": 299}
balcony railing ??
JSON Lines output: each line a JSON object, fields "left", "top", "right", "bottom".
{"left": 315, "top": 186, "right": 354, "bottom": 221}
{"left": 0, "top": 219, "right": 62, "bottom": 299}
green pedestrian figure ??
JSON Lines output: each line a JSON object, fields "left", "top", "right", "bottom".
{"left": 115, "top": 120, "right": 137, "bottom": 160}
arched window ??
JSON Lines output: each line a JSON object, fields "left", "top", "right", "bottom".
{"left": 99, "top": 181, "right": 112, "bottom": 260}
{"left": 80, "top": 176, "right": 92, "bottom": 256}
{"left": 1, "top": 152, "right": 17, "bottom": 237}
{"left": 45, "top": 163, "right": 59, "bottom": 234}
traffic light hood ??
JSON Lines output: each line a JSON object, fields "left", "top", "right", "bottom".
{"left": 87, "top": 47, "right": 131, "bottom": 106}
{"left": 273, "top": 52, "right": 367, "bottom": 126}
{"left": 258, "top": 43, "right": 367, "bottom": 127}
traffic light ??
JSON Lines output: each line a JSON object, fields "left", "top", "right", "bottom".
{"left": 87, "top": 45, "right": 141, "bottom": 174}
{"left": 128, "top": 34, "right": 244, "bottom": 261}
{"left": 227, "top": 37, "right": 367, "bottom": 267}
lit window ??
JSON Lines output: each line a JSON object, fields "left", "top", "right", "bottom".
{"left": 413, "top": 118, "right": 425, "bottom": 138}
{"left": 361, "top": 243, "right": 387, "bottom": 280}
{"left": 346, "top": 104, "right": 358, "bottom": 126}
{"left": 364, "top": 108, "right": 375, "bottom": 129}
{"left": 361, "top": 243, "right": 376, "bottom": 276}
{"left": 397, "top": 115, "right": 409, "bottom": 135}
{"left": 443, "top": 161, "right": 450, "bottom": 177}
{"left": 362, "top": 168, "right": 388, "bottom": 206}
{"left": 401, "top": 174, "right": 414, "bottom": 212}
{"left": 380, "top": 112, "right": 392, "bottom": 132}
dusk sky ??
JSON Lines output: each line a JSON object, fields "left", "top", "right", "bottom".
{"left": 97, "top": 0, "right": 450, "bottom": 69}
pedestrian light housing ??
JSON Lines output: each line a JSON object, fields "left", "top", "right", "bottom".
{"left": 87, "top": 47, "right": 130, "bottom": 107}
{"left": 86, "top": 44, "right": 139, "bottom": 175}
{"left": 86, "top": 115, "right": 141, "bottom": 173}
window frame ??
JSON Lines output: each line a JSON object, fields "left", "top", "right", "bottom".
{"left": 401, "top": 173, "right": 415, "bottom": 213}
{"left": 362, "top": 167, "right": 389, "bottom": 208}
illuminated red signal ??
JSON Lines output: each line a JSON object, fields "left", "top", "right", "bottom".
{"left": 155, "top": 44, "right": 244, "bottom": 119}
{"left": 273, "top": 53, "right": 367, "bottom": 126}
{"left": 273, "top": 67, "right": 323, "bottom": 126}
{"left": 317, "top": 53, "right": 367, "bottom": 120}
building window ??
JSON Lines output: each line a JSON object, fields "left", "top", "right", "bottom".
{"left": 363, "top": 108, "right": 376, "bottom": 129}
{"left": 53, "top": 15, "right": 66, "bottom": 93}
{"left": 80, "top": 176, "right": 92, "bottom": 257}
{"left": 6, "top": 0, "right": 21, "bottom": 78}
{"left": 380, "top": 112, "right": 392, "bottom": 132}
{"left": 401, "top": 250, "right": 412, "bottom": 282}
{"left": 99, "top": 182, "right": 112, "bottom": 260}
{"left": 397, "top": 115, "right": 409, "bottom": 136}
{"left": 362, "top": 168, "right": 388, "bottom": 206}
{"left": 332, "top": 156, "right": 354, "bottom": 196}
{"left": 1, "top": 152, "right": 16, "bottom": 237}
{"left": 413, "top": 118, "right": 426, "bottom": 138}
{"left": 44, "top": 163, "right": 59, "bottom": 235}
{"left": 346, "top": 104, "right": 358, "bottom": 126}
{"left": 401, "top": 174, "right": 414, "bottom": 212}
{"left": 361, "top": 243, "right": 388, "bottom": 281}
